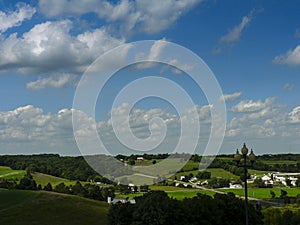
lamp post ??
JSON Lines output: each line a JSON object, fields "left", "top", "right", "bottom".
{"left": 234, "top": 143, "right": 256, "bottom": 225}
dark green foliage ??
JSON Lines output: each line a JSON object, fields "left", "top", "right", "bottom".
{"left": 270, "top": 190, "right": 276, "bottom": 199}
{"left": 0, "top": 154, "right": 110, "bottom": 183}
{"left": 54, "top": 182, "right": 69, "bottom": 194}
{"left": 140, "top": 184, "right": 149, "bottom": 192}
{"left": 18, "top": 175, "right": 37, "bottom": 190}
{"left": 108, "top": 191, "right": 263, "bottom": 225}
{"left": 43, "top": 183, "right": 53, "bottom": 191}
{"left": 208, "top": 177, "right": 230, "bottom": 188}
{"left": 280, "top": 189, "right": 288, "bottom": 198}
{"left": 263, "top": 208, "right": 300, "bottom": 225}
{"left": 127, "top": 159, "right": 135, "bottom": 165}
{"left": 196, "top": 171, "right": 211, "bottom": 179}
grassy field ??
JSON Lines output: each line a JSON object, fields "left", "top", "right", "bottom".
{"left": 0, "top": 189, "right": 109, "bottom": 225}
{"left": 248, "top": 169, "right": 270, "bottom": 176}
{"left": 116, "top": 185, "right": 218, "bottom": 200}
{"left": 220, "top": 188, "right": 300, "bottom": 199}
{"left": 32, "top": 172, "right": 73, "bottom": 186}
{"left": 172, "top": 168, "right": 239, "bottom": 180}
{"left": 0, "top": 166, "right": 79, "bottom": 187}
{"left": 0, "top": 166, "right": 26, "bottom": 180}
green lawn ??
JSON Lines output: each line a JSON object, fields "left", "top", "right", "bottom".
{"left": 0, "top": 189, "right": 109, "bottom": 225}
{"left": 220, "top": 188, "right": 300, "bottom": 199}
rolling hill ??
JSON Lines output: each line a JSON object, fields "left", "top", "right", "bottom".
{"left": 0, "top": 189, "right": 109, "bottom": 225}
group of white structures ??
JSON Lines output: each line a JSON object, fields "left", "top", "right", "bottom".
{"left": 258, "top": 172, "right": 300, "bottom": 187}
{"left": 176, "top": 172, "right": 300, "bottom": 189}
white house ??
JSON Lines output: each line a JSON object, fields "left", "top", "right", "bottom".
{"left": 180, "top": 176, "right": 186, "bottom": 181}
{"left": 229, "top": 183, "right": 242, "bottom": 189}
{"left": 190, "top": 177, "right": 198, "bottom": 182}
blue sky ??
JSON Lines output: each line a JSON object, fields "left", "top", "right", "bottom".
{"left": 0, "top": 0, "right": 300, "bottom": 156}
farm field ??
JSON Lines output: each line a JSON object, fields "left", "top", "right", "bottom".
{"left": 220, "top": 188, "right": 300, "bottom": 199}
{"left": 0, "top": 189, "right": 109, "bottom": 225}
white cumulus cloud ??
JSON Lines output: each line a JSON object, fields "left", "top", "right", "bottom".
{"left": 220, "top": 92, "right": 242, "bottom": 102}
{"left": 38, "top": 0, "right": 202, "bottom": 35}
{"left": 26, "top": 73, "right": 76, "bottom": 91}
{"left": 273, "top": 45, "right": 300, "bottom": 66}
{"left": 0, "top": 3, "right": 36, "bottom": 33}
{"left": 0, "top": 20, "right": 125, "bottom": 75}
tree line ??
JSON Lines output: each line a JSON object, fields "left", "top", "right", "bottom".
{"left": 0, "top": 170, "right": 115, "bottom": 202}
{"left": 108, "top": 191, "right": 263, "bottom": 225}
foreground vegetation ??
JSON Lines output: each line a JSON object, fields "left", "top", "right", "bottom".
{"left": 108, "top": 191, "right": 263, "bottom": 225}
{"left": 0, "top": 189, "right": 109, "bottom": 225}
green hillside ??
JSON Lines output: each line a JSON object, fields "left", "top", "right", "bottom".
{"left": 0, "top": 166, "right": 77, "bottom": 187}
{"left": 0, "top": 189, "right": 109, "bottom": 225}
{"left": 0, "top": 166, "right": 26, "bottom": 180}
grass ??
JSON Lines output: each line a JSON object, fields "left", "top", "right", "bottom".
{"left": 116, "top": 185, "right": 218, "bottom": 200}
{"left": 248, "top": 169, "right": 270, "bottom": 176}
{"left": 0, "top": 189, "right": 109, "bottom": 225}
{"left": 32, "top": 172, "right": 71, "bottom": 187}
{"left": 0, "top": 166, "right": 26, "bottom": 180}
{"left": 132, "top": 158, "right": 185, "bottom": 177}
{"left": 172, "top": 168, "right": 239, "bottom": 180}
{"left": 167, "top": 190, "right": 215, "bottom": 200}
{"left": 0, "top": 189, "right": 38, "bottom": 211}
{"left": 259, "top": 160, "right": 298, "bottom": 165}
{"left": 0, "top": 166, "right": 79, "bottom": 187}
{"left": 220, "top": 188, "right": 300, "bottom": 199}
{"left": 115, "top": 174, "right": 154, "bottom": 185}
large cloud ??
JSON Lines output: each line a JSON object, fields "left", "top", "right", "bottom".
{"left": 0, "top": 20, "right": 125, "bottom": 75}
{"left": 38, "top": 0, "right": 201, "bottom": 34}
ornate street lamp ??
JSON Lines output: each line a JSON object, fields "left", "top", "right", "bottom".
{"left": 234, "top": 143, "right": 256, "bottom": 225}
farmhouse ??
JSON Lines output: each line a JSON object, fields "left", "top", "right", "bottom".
{"left": 108, "top": 197, "right": 136, "bottom": 205}
{"left": 229, "top": 183, "right": 242, "bottom": 189}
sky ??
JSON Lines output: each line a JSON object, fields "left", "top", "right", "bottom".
{"left": 0, "top": 0, "right": 300, "bottom": 156}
